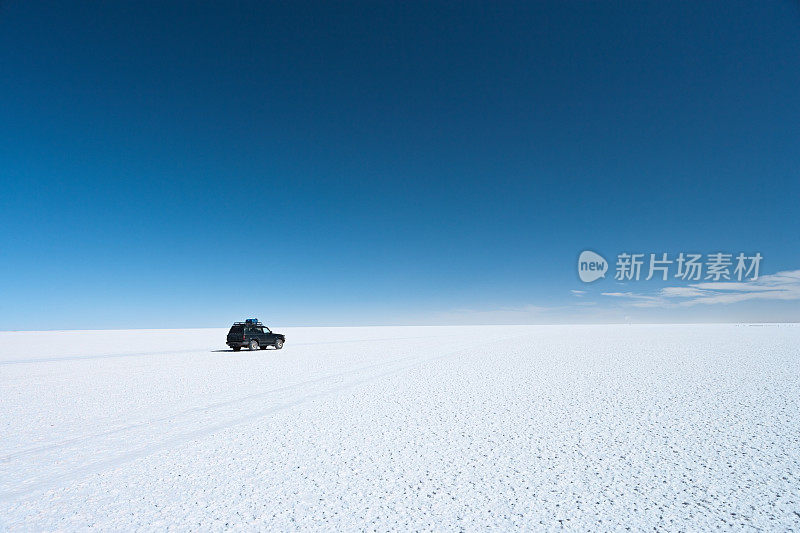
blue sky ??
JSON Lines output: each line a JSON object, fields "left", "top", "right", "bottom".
{"left": 1, "top": 1, "right": 799, "bottom": 329}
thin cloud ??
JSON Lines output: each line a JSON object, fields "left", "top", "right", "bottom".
{"left": 601, "top": 292, "right": 664, "bottom": 308}
{"left": 660, "top": 287, "right": 707, "bottom": 298}
{"left": 601, "top": 291, "right": 660, "bottom": 301}
{"left": 601, "top": 269, "right": 800, "bottom": 308}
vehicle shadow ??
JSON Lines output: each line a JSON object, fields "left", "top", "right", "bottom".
{"left": 211, "top": 348, "right": 279, "bottom": 352}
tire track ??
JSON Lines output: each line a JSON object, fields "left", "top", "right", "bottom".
{"left": 1, "top": 333, "right": 528, "bottom": 502}
{"left": 0, "top": 353, "right": 421, "bottom": 462}
{"left": 0, "top": 334, "right": 465, "bottom": 365}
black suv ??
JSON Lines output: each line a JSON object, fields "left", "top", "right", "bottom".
{"left": 227, "top": 320, "right": 285, "bottom": 351}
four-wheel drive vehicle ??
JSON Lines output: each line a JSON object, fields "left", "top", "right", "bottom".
{"left": 227, "top": 319, "right": 285, "bottom": 351}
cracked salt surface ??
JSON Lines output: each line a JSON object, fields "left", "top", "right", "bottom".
{"left": 1, "top": 324, "right": 799, "bottom": 530}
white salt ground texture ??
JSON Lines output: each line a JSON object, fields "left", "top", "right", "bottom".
{"left": 1, "top": 324, "right": 799, "bottom": 530}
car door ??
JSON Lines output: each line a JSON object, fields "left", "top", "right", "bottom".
{"left": 256, "top": 326, "right": 268, "bottom": 345}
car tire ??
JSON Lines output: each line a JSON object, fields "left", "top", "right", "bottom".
{"left": 249, "top": 339, "right": 259, "bottom": 351}
{"left": 232, "top": 346, "right": 241, "bottom": 352}
{"left": 274, "top": 339, "right": 284, "bottom": 350}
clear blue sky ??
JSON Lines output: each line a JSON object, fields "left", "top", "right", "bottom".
{"left": 1, "top": 1, "right": 799, "bottom": 329}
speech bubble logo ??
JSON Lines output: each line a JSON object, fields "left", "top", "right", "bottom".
{"left": 578, "top": 250, "right": 608, "bottom": 282}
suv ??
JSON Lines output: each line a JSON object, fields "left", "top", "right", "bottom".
{"left": 227, "top": 319, "right": 285, "bottom": 351}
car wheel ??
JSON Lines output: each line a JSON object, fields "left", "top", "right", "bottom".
{"left": 232, "top": 346, "right": 241, "bottom": 352}
{"left": 249, "top": 339, "right": 259, "bottom": 351}
{"left": 274, "top": 339, "right": 284, "bottom": 350}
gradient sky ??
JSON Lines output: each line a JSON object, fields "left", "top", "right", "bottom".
{"left": 1, "top": 1, "right": 799, "bottom": 329}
